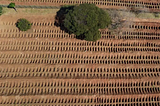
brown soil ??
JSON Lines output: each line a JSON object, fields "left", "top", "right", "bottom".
{"left": 0, "top": 3, "right": 159, "bottom": 106}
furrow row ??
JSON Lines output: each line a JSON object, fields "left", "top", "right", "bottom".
{"left": 0, "top": 94, "right": 159, "bottom": 105}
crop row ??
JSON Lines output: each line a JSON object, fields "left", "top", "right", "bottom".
{"left": 0, "top": 40, "right": 159, "bottom": 52}
{"left": 0, "top": 52, "right": 159, "bottom": 64}
{"left": 0, "top": 94, "right": 159, "bottom": 105}
{"left": 0, "top": 79, "right": 159, "bottom": 96}
{"left": 0, "top": 64, "right": 159, "bottom": 79}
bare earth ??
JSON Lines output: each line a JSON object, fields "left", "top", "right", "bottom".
{"left": 0, "top": 2, "right": 160, "bottom": 106}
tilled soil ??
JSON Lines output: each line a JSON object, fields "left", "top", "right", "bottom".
{"left": 0, "top": 2, "right": 159, "bottom": 106}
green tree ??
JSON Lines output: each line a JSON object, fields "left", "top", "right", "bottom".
{"left": 8, "top": 2, "right": 17, "bottom": 12}
{"left": 0, "top": 6, "right": 3, "bottom": 16}
{"left": 8, "top": 2, "right": 15, "bottom": 8}
{"left": 63, "top": 3, "right": 112, "bottom": 41}
{"left": 16, "top": 18, "right": 32, "bottom": 31}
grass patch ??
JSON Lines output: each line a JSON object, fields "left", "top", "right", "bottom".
{"left": 136, "top": 13, "right": 156, "bottom": 19}
{"left": 105, "top": 9, "right": 160, "bottom": 19}
{"left": 24, "top": 8, "right": 59, "bottom": 15}
{"left": 154, "top": 13, "right": 160, "bottom": 18}
{"left": 1, "top": 7, "right": 59, "bottom": 15}
{"left": 1, "top": 7, "right": 17, "bottom": 15}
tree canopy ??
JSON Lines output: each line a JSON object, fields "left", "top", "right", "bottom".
{"left": 8, "top": 2, "right": 17, "bottom": 12}
{"left": 8, "top": 2, "right": 15, "bottom": 8}
{"left": 16, "top": 18, "right": 32, "bottom": 31}
{"left": 63, "top": 4, "right": 112, "bottom": 41}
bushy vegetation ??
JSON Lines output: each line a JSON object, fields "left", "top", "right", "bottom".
{"left": 55, "top": 4, "right": 112, "bottom": 41}
{"left": 16, "top": 18, "right": 32, "bottom": 31}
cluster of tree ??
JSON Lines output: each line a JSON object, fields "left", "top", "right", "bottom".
{"left": 2, "top": 3, "right": 113, "bottom": 35}
{"left": 7, "top": 3, "right": 32, "bottom": 31}
{"left": 0, "top": 3, "right": 16, "bottom": 16}
{"left": 0, "top": 3, "right": 32, "bottom": 31}
{"left": 1, "top": 3, "right": 113, "bottom": 37}
{"left": 55, "top": 4, "right": 112, "bottom": 41}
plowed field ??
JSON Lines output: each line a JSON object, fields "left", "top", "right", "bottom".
{"left": 0, "top": 1, "right": 160, "bottom": 106}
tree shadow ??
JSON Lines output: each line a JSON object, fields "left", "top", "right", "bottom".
{"left": 13, "top": 7, "right": 17, "bottom": 12}
{"left": 54, "top": 5, "right": 74, "bottom": 34}
{"left": 15, "top": 21, "right": 21, "bottom": 32}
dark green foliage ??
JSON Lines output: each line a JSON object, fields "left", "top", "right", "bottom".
{"left": 55, "top": 5, "right": 74, "bottom": 27}
{"left": 63, "top": 3, "right": 111, "bottom": 41}
{"left": 8, "top": 2, "right": 15, "bottom": 8}
{"left": 0, "top": 6, "right": 2, "bottom": 15}
{"left": 16, "top": 19, "right": 32, "bottom": 31}
{"left": 8, "top": 2, "right": 17, "bottom": 12}
{"left": 84, "top": 29, "right": 101, "bottom": 41}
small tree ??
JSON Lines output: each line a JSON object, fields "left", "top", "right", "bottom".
{"left": 8, "top": 2, "right": 17, "bottom": 12}
{"left": 8, "top": 2, "right": 15, "bottom": 8}
{"left": 16, "top": 18, "right": 32, "bottom": 31}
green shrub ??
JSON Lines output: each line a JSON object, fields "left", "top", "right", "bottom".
{"left": 16, "top": 18, "right": 32, "bottom": 31}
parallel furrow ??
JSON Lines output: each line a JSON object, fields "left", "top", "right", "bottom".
{"left": 1, "top": 22, "right": 160, "bottom": 40}
{"left": 0, "top": 79, "right": 159, "bottom": 96}
{"left": 0, "top": 64, "right": 159, "bottom": 79}
{"left": 0, "top": 52, "right": 159, "bottom": 64}
{"left": 0, "top": 40, "right": 159, "bottom": 52}
{"left": 0, "top": 94, "right": 159, "bottom": 105}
